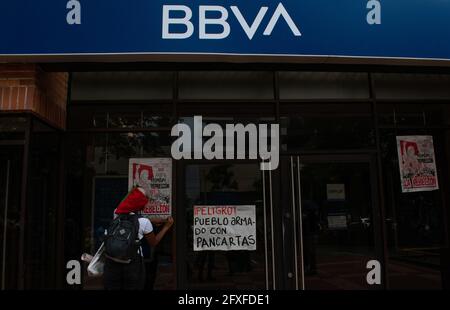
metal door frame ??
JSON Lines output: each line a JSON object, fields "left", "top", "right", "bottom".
{"left": 176, "top": 159, "right": 281, "bottom": 289}
{"left": 1, "top": 158, "right": 10, "bottom": 290}
{"left": 280, "top": 153, "right": 385, "bottom": 290}
{"left": 0, "top": 145, "right": 25, "bottom": 290}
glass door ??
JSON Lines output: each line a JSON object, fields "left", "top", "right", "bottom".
{"left": 283, "top": 154, "right": 384, "bottom": 290}
{"left": 0, "top": 147, "right": 23, "bottom": 290}
{"left": 178, "top": 161, "right": 276, "bottom": 289}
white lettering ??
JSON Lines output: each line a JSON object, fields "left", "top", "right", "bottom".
{"left": 66, "top": 260, "right": 81, "bottom": 285}
{"left": 171, "top": 116, "right": 279, "bottom": 171}
{"left": 171, "top": 123, "right": 192, "bottom": 160}
{"left": 66, "top": 0, "right": 81, "bottom": 25}
{"left": 161, "top": 3, "right": 301, "bottom": 40}
{"left": 366, "top": 260, "right": 382, "bottom": 285}
{"left": 230, "top": 6, "right": 268, "bottom": 40}
{"left": 259, "top": 124, "right": 279, "bottom": 171}
{"left": 203, "top": 123, "right": 224, "bottom": 160}
{"left": 162, "top": 5, "right": 194, "bottom": 39}
{"left": 367, "top": 0, "right": 381, "bottom": 25}
{"left": 263, "top": 3, "right": 301, "bottom": 36}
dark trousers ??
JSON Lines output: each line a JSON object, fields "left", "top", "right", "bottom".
{"left": 103, "top": 256, "right": 145, "bottom": 290}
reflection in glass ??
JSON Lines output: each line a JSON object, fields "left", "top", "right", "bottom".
{"left": 184, "top": 163, "right": 270, "bottom": 289}
{"left": 108, "top": 112, "right": 142, "bottom": 129}
{"left": 281, "top": 109, "right": 375, "bottom": 151}
{"left": 381, "top": 129, "right": 444, "bottom": 289}
{"left": 0, "top": 148, "right": 22, "bottom": 289}
{"left": 93, "top": 132, "right": 171, "bottom": 175}
{"left": 299, "top": 162, "right": 377, "bottom": 290}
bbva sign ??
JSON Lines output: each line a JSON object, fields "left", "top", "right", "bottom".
{"left": 162, "top": 3, "right": 301, "bottom": 40}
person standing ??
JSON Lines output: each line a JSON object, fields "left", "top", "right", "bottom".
{"left": 103, "top": 186, "right": 174, "bottom": 290}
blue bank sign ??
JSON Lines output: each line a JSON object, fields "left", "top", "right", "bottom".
{"left": 1, "top": 0, "right": 450, "bottom": 62}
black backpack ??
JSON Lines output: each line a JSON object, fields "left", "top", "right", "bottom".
{"left": 104, "top": 213, "right": 140, "bottom": 264}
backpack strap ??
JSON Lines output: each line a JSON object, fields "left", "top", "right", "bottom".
{"left": 132, "top": 213, "right": 141, "bottom": 242}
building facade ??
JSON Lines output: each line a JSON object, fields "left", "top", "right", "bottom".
{"left": 1, "top": 1, "right": 450, "bottom": 290}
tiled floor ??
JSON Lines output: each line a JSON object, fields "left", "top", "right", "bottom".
{"left": 83, "top": 254, "right": 442, "bottom": 290}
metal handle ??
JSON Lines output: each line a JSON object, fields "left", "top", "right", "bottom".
{"left": 296, "top": 157, "right": 305, "bottom": 290}
{"left": 268, "top": 165, "right": 276, "bottom": 290}
{"left": 289, "top": 157, "right": 305, "bottom": 290}
{"left": 262, "top": 164, "right": 276, "bottom": 290}
{"left": 290, "top": 157, "right": 299, "bottom": 290}
{"left": 262, "top": 168, "right": 269, "bottom": 290}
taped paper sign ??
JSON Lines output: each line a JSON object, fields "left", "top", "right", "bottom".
{"left": 193, "top": 205, "right": 256, "bottom": 251}
{"left": 327, "top": 214, "right": 348, "bottom": 230}
{"left": 396, "top": 136, "right": 439, "bottom": 193}
{"left": 326, "top": 184, "right": 345, "bottom": 201}
{"left": 128, "top": 158, "right": 172, "bottom": 218}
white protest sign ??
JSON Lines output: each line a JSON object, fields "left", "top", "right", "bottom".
{"left": 193, "top": 205, "right": 256, "bottom": 251}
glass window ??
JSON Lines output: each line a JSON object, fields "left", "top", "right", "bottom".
{"left": 377, "top": 104, "right": 396, "bottom": 127}
{"left": 380, "top": 129, "right": 445, "bottom": 289}
{"left": 71, "top": 72, "right": 174, "bottom": 101}
{"left": 0, "top": 146, "right": 22, "bottom": 289}
{"left": 25, "top": 122, "right": 60, "bottom": 288}
{"left": 424, "top": 104, "right": 450, "bottom": 127}
{"left": 395, "top": 104, "right": 425, "bottom": 127}
{"left": 279, "top": 72, "right": 370, "bottom": 99}
{"left": 299, "top": 162, "right": 377, "bottom": 290}
{"left": 108, "top": 111, "right": 142, "bottom": 129}
{"left": 67, "top": 107, "right": 107, "bottom": 129}
{"left": 106, "top": 133, "right": 142, "bottom": 175}
{"left": 68, "top": 104, "right": 173, "bottom": 130}
{"left": 183, "top": 163, "right": 271, "bottom": 289}
{"left": 142, "top": 132, "right": 172, "bottom": 157}
{"left": 280, "top": 103, "right": 375, "bottom": 151}
{"left": 65, "top": 131, "right": 174, "bottom": 289}
{"left": 142, "top": 103, "right": 174, "bottom": 128}
{"left": 0, "top": 117, "right": 27, "bottom": 140}
{"left": 373, "top": 73, "right": 450, "bottom": 99}
{"left": 179, "top": 71, "right": 274, "bottom": 100}
{"left": 89, "top": 134, "right": 107, "bottom": 175}
{"left": 178, "top": 113, "right": 276, "bottom": 161}
{"left": 178, "top": 102, "right": 275, "bottom": 118}
{"left": 377, "top": 103, "right": 450, "bottom": 128}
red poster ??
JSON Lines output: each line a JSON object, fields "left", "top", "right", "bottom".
{"left": 396, "top": 136, "right": 439, "bottom": 193}
{"left": 128, "top": 158, "right": 172, "bottom": 218}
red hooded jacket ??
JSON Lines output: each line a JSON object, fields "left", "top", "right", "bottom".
{"left": 115, "top": 187, "right": 149, "bottom": 214}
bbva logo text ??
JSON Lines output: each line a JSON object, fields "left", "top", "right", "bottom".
{"left": 162, "top": 3, "right": 301, "bottom": 40}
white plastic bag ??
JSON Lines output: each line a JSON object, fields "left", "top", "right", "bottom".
{"left": 81, "top": 253, "right": 93, "bottom": 263}
{"left": 86, "top": 242, "right": 105, "bottom": 277}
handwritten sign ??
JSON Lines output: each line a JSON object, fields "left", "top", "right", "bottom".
{"left": 193, "top": 205, "right": 256, "bottom": 251}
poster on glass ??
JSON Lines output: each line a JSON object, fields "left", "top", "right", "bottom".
{"left": 396, "top": 136, "right": 439, "bottom": 193}
{"left": 128, "top": 158, "right": 172, "bottom": 219}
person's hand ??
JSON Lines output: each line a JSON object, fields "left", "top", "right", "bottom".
{"left": 165, "top": 216, "right": 174, "bottom": 228}
{"left": 151, "top": 217, "right": 165, "bottom": 225}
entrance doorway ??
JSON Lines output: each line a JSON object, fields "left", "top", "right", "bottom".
{"left": 177, "top": 156, "right": 383, "bottom": 290}
{"left": 0, "top": 147, "right": 23, "bottom": 290}
{"left": 281, "top": 154, "right": 384, "bottom": 290}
